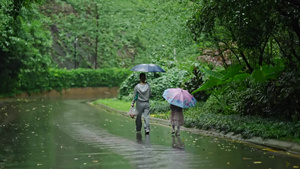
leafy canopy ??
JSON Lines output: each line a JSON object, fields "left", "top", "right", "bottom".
{"left": 0, "top": 0, "right": 52, "bottom": 93}
{"left": 188, "top": 0, "right": 300, "bottom": 71}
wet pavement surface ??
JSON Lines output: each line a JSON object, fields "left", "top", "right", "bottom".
{"left": 0, "top": 99, "right": 300, "bottom": 169}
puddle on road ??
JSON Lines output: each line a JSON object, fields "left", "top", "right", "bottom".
{"left": 0, "top": 99, "right": 299, "bottom": 169}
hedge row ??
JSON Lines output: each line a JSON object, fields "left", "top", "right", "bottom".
{"left": 17, "top": 68, "right": 131, "bottom": 92}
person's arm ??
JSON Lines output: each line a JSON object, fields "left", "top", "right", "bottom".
{"left": 148, "top": 83, "right": 151, "bottom": 99}
{"left": 131, "top": 86, "right": 137, "bottom": 107}
{"left": 149, "top": 85, "right": 151, "bottom": 98}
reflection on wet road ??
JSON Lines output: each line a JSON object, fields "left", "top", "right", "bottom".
{"left": 0, "top": 99, "right": 299, "bottom": 169}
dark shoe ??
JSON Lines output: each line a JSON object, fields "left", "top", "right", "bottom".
{"left": 171, "top": 130, "right": 175, "bottom": 135}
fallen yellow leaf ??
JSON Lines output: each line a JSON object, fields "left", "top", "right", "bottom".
{"left": 254, "top": 161, "right": 262, "bottom": 164}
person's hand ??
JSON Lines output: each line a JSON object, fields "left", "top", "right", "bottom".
{"left": 130, "top": 113, "right": 135, "bottom": 119}
{"left": 131, "top": 103, "right": 134, "bottom": 107}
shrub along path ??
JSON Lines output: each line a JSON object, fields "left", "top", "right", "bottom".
{"left": 92, "top": 99, "right": 300, "bottom": 156}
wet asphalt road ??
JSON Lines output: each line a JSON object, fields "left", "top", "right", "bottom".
{"left": 0, "top": 99, "right": 299, "bottom": 169}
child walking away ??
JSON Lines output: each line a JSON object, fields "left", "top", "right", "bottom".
{"left": 131, "top": 73, "right": 151, "bottom": 134}
{"left": 162, "top": 88, "right": 197, "bottom": 136}
{"left": 170, "top": 104, "right": 184, "bottom": 136}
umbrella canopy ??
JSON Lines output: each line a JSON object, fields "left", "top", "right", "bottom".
{"left": 130, "top": 64, "right": 165, "bottom": 72}
{"left": 162, "top": 88, "right": 197, "bottom": 108}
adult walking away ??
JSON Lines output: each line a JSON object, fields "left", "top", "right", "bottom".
{"left": 131, "top": 73, "right": 151, "bottom": 134}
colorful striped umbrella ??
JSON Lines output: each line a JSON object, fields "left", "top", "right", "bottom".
{"left": 162, "top": 88, "right": 197, "bottom": 108}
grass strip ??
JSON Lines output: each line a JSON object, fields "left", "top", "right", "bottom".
{"left": 93, "top": 98, "right": 131, "bottom": 112}
{"left": 93, "top": 99, "right": 300, "bottom": 143}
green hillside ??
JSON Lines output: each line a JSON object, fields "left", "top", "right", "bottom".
{"left": 41, "top": 0, "right": 197, "bottom": 69}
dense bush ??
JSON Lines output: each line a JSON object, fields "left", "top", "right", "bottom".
{"left": 235, "top": 70, "right": 300, "bottom": 121}
{"left": 198, "top": 69, "right": 300, "bottom": 122}
{"left": 191, "top": 63, "right": 300, "bottom": 121}
{"left": 183, "top": 67, "right": 209, "bottom": 101}
{"left": 16, "top": 68, "right": 131, "bottom": 93}
{"left": 118, "top": 67, "right": 189, "bottom": 101}
{"left": 184, "top": 105, "right": 300, "bottom": 139}
{"left": 149, "top": 100, "right": 170, "bottom": 114}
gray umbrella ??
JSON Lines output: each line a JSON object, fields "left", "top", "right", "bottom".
{"left": 130, "top": 64, "right": 166, "bottom": 72}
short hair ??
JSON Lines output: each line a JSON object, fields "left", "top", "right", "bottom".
{"left": 140, "top": 73, "right": 146, "bottom": 82}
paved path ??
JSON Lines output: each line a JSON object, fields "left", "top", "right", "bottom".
{"left": 1, "top": 99, "right": 300, "bottom": 169}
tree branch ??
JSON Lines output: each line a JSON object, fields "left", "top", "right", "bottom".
{"left": 259, "top": 35, "right": 270, "bottom": 66}
{"left": 239, "top": 51, "right": 253, "bottom": 73}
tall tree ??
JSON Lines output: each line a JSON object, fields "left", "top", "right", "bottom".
{"left": 0, "top": 0, "right": 52, "bottom": 93}
{"left": 188, "top": 0, "right": 300, "bottom": 70}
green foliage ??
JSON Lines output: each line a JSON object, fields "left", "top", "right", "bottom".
{"left": 193, "top": 63, "right": 285, "bottom": 94}
{"left": 200, "top": 95, "right": 226, "bottom": 115}
{"left": 191, "top": 61, "right": 298, "bottom": 118}
{"left": 93, "top": 98, "right": 131, "bottom": 112}
{"left": 184, "top": 105, "right": 300, "bottom": 139}
{"left": 192, "top": 64, "right": 249, "bottom": 93}
{"left": 183, "top": 65, "right": 209, "bottom": 101}
{"left": 149, "top": 68, "right": 190, "bottom": 100}
{"left": 0, "top": 0, "right": 52, "bottom": 94}
{"left": 118, "top": 67, "right": 189, "bottom": 101}
{"left": 149, "top": 100, "right": 171, "bottom": 114}
{"left": 251, "top": 70, "right": 266, "bottom": 82}
{"left": 235, "top": 70, "right": 300, "bottom": 121}
{"left": 42, "top": 0, "right": 197, "bottom": 69}
{"left": 188, "top": 0, "right": 300, "bottom": 70}
{"left": 16, "top": 68, "right": 131, "bottom": 94}
{"left": 194, "top": 65, "right": 300, "bottom": 121}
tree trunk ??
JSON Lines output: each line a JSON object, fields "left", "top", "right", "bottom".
{"left": 240, "top": 51, "right": 253, "bottom": 73}
{"left": 259, "top": 36, "right": 270, "bottom": 66}
{"left": 94, "top": 4, "right": 99, "bottom": 69}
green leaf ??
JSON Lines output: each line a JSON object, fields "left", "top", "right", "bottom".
{"left": 262, "top": 66, "right": 284, "bottom": 79}
{"left": 232, "top": 73, "right": 250, "bottom": 81}
{"left": 221, "top": 65, "right": 243, "bottom": 80}
{"left": 192, "top": 77, "right": 220, "bottom": 94}
{"left": 203, "top": 68, "right": 223, "bottom": 80}
{"left": 251, "top": 70, "right": 266, "bottom": 82}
